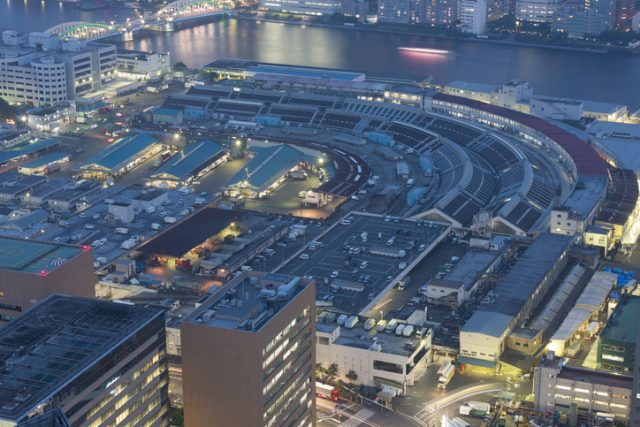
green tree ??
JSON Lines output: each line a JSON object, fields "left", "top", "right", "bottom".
{"left": 315, "top": 363, "right": 326, "bottom": 380}
{"left": 168, "top": 406, "right": 184, "bottom": 427}
{"left": 0, "top": 97, "right": 17, "bottom": 121}
{"left": 346, "top": 370, "right": 358, "bottom": 384}
{"left": 325, "top": 363, "right": 339, "bottom": 384}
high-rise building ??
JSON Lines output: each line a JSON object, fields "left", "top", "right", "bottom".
{"left": 460, "top": 0, "right": 489, "bottom": 33}
{"left": 182, "top": 272, "right": 316, "bottom": 427}
{"left": 0, "top": 294, "right": 169, "bottom": 426}
{"left": 0, "top": 236, "right": 95, "bottom": 324}
{"left": 516, "top": 0, "right": 566, "bottom": 22}
{"left": 258, "top": 0, "right": 341, "bottom": 15}
{"left": 487, "top": 0, "right": 511, "bottom": 20}
{"left": 614, "top": 0, "right": 637, "bottom": 28}
{"left": 0, "top": 30, "right": 117, "bottom": 107}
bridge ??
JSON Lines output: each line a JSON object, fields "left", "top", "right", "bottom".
{"left": 45, "top": 0, "right": 234, "bottom": 42}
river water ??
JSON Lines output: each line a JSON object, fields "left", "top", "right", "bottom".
{"left": 2, "top": 0, "right": 639, "bottom": 108}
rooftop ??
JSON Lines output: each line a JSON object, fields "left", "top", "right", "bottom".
{"left": 0, "top": 236, "right": 85, "bottom": 274}
{"left": 558, "top": 365, "right": 633, "bottom": 390}
{"left": 184, "top": 272, "right": 312, "bottom": 331}
{"left": 461, "top": 311, "right": 513, "bottom": 337}
{"left": 226, "top": 144, "right": 312, "bottom": 192}
{"left": 19, "top": 152, "right": 69, "bottom": 170}
{"left": 205, "top": 59, "right": 365, "bottom": 82}
{"left": 445, "top": 80, "right": 497, "bottom": 94}
{"left": 0, "top": 295, "right": 163, "bottom": 422}
{"left": 445, "top": 250, "right": 500, "bottom": 291}
{"left": 587, "top": 121, "right": 640, "bottom": 139}
{"left": 80, "top": 133, "right": 158, "bottom": 173}
{"left": 432, "top": 93, "right": 610, "bottom": 177}
{"left": 150, "top": 140, "right": 225, "bottom": 182}
{"left": 138, "top": 207, "right": 239, "bottom": 258}
{"left": 484, "top": 233, "right": 572, "bottom": 317}
{"left": 0, "top": 139, "right": 60, "bottom": 165}
{"left": 601, "top": 295, "right": 640, "bottom": 345}
{"left": 317, "top": 321, "right": 426, "bottom": 357}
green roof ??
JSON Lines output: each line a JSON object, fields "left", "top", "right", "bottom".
{"left": 0, "top": 139, "right": 61, "bottom": 164}
{"left": 601, "top": 296, "right": 640, "bottom": 344}
{"left": 19, "top": 152, "right": 70, "bottom": 170}
{"left": 80, "top": 133, "right": 158, "bottom": 173}
{"left": 226, "top": 144, "right": 312, "bottom": 192}
{"left": 0, "top": 237, "right": 84, "bottom": 274}
{"left": 150, "top": 140, "right": 225, "bottom": 182}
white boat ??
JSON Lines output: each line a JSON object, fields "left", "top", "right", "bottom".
{"left": 398, "top": 47, "right": 451, "bottom": 55}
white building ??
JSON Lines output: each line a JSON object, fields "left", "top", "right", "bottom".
{"left": 117, "top": 50, "right": 171, "bottom": 81}
{"left": 516, "top": 0, "right": 565, "bottom": 22}
{"left": 534, "top": 355, "right": 632, "bottom": 423}
{"left": 0, "top": 31, "right": 117, "bottom": 107}
{"left": 316, "top": 319, "right": 432, "bottom": 394}
{"left": 260, "top": 0, "right": 341, "bottom": 15}
{"left": 460, "top": 0, "right": 488, "bottom": 34}
{"left": 459, "top": 311, "right": 513, "bottom": 365}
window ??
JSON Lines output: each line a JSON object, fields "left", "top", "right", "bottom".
{"left": 318, "top": 337, "right": 329, "bottom": 345}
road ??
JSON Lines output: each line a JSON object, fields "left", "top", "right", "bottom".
{"left": 413, "top": 382, "right": 504, "bottom": 426}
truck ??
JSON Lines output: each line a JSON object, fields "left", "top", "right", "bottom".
{"left": 344, "top": 316, "right": 358, "bottom": 329}
{"left": 395, "top": 324, "right": 405, "bottom": 336}
{"left": 287, "top": 224, "right": 307, "bottom": 241}
{"left": 406, "top": 178, "right": 415, "bottom": 187}
{"left": 459, "top": 402, "right": 491, "bottom": 418}
{"left": 396, "top": 276, "right": 411, "bottom": 290}
{"left": 164, "top": 216, "right": 177, "bottom": 224}
{"left": 115, "top": 228, "right": 129, "bottom": 235}
{"left": 437, "top": 364, "right": 455, "bottom": 389}
{"left": 151, "top": 223, "right": 161, "bottom": 230}
{"left": 120, "top": 239, "right": 137, "bottom": 250}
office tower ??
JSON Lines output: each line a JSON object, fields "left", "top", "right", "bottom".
{"left": 0, "top": 295, "right": 168, "bottom": 426}
{"left": 182, "top": 272, "right": 316, "bottom": 427}
{"left": 516, "top": 0, "right": 566, "bottom": 22}
{"left": 0, "top": 236, "right": 95, "bottom": 323}
{"left": 461, "top": 0, "right": 489, "bottom": 33}
{"left": 614, "top": 0, "right": 636, "bottom": 28}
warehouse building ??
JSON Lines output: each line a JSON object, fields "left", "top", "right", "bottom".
{"left": 0, "top": 138, "right": 60, "bottom": 166}
{"left": 148, "top": 140, "right": 227, "bottom": 187}
{"left": 0, "top": 295, "right": 168, "bottom": 426}
{"left": 226, "top": 144, "right": 314, "bottom": 198}
{"left": 459, "top": 233, "right": 572, "bottom": 370}
{"left": 18, "top": 152, "right": 70, "bottom": 176}
{"left": 0, "top": 236, "right": 95, "bottom": 323}
{"left": 78, "top": 133, "right": 162, "bottom": 178}
{"left": 598, "top": 295, "right": 640, "bottom": 372}
{"left": 0, "top": 172, "right": 46, "bottom": 203}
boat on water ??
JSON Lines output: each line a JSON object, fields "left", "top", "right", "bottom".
{"left": 398, "top": 47, "right": 451, "bottom": 56}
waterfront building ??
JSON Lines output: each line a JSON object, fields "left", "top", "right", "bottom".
{"left": 259, "top": 0, "right": 341, "bottom": 15}
{"left": 181, "top": 272, "right": 316, "bottom": 427}
{"left": 0, "top": 30, "right": 116, "bottom": 107}
{"left": 0, "top": 236, "right": 94, "bottom": 323}
{"left": 516, "top": 0, "right": 565, "bottom": 22}
{"left": 614, "top": 0, "right": 636, "bottom": 28}
{"left": 0, "top": 295, "right": 168, "bottom": 426}
{"left": 116, "top": 50, "right": 171, "bottom": 81}
{"left": 460, "top": 0, "right": 488, "bottom": 34}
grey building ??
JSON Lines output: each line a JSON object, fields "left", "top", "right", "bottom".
{"left": 0, "top": 295, "right": 168, "bottom": 426}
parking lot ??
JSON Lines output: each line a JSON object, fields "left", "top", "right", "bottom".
{"left": 276, "top": 212, "right": 449, "bottom": 314}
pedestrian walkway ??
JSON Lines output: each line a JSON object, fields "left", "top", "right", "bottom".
{"left": 339, "top": 408, "right": 375, "bottom": 427}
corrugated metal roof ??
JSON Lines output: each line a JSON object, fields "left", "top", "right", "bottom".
{"left": 150, "top": 140, "right": 225, "bottom": 182}
{"left": 80, "top": 133, "right": 158, "bottom": 173}
{"left": 0, "top": 139, "right": 60, "bottom": 164}
{"left": 226, "top": 144, "right": 311, "bottom": 192}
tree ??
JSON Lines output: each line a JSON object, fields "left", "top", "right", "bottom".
{"left": 0, "top": 97, "right": 17, "bottom": 122}
{"left": 346, "top": 370, "right": 358, "bottom": 384}
{"left": 325, "top": 363, "right": 339, "bottom": 384}
{"left": 315, "top": 363, "right": 326, "bottom": 380}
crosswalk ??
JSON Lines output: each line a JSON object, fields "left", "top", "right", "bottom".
{"left": 338, "top": 408, "right": 375, "bottom": 427}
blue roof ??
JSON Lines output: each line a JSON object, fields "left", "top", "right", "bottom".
{"left": 226, "top": 144, "right": 311, "bottom": 192}
{"left": 150, "top": 140, "right": 225, "bottom": 181}
{"left": 0, "top": 139, "right": 60, "bottom": 164}
{"left": 19, "top": 152, "right": 70, "bottom": 170}
{"left": 80, "top": 133, "right": 158, "bottom": 173}
{"left": 248, "top": 64, "right": 363, "bottom": 81}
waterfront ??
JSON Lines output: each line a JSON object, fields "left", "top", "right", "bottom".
{"left": 1, "top": 0, "right": 640, "bottom": 107}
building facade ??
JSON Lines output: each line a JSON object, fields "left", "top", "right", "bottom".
{"left": 182, "top": 272, "right": 316, "bottom": 427}
{"left": 534, "top": 355, "right": 632, "bottom": 423}
{"left": 0, "top": 30, "right": 117, "bottom": 107}
{"left": 516, "top": 0, "right": 565, "bottom": 22}
{"left": 0, "top": 295, "right": 168, "bottom": 426}
{"left": 0, "top": 236, "right": 95, "bottom": 323}
{"left": 460, "top": 0, "right": 488, "bottom": 34}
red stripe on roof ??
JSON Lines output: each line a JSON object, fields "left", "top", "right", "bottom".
{"left": 432, "top": 93, "right": 609, "bottom": 177}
